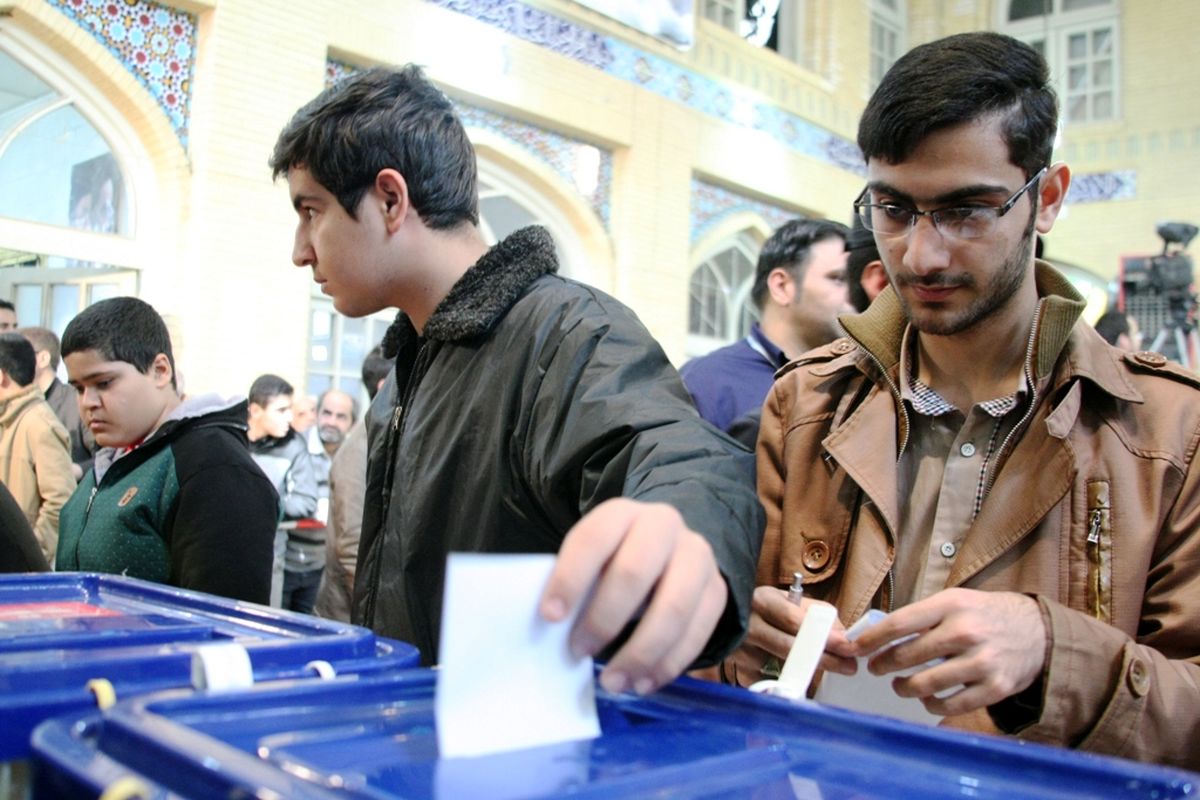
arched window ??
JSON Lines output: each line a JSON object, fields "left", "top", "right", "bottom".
{"left": 687, "top": 231, "right": 760, "bottom": 357}
{"left": 1002, "top": 0, "right": 1118, "bottom": 123}
{"left": 0, "top": 37, "right": 140, "bottom": 332}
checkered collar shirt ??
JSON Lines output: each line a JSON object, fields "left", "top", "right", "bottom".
{"left": 890, "top": 322, "right": 1034, "bottom": 606}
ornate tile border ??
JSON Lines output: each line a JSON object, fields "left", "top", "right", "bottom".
{"left": 690, "top": 178, "right": 797, "bottom": 245}
{"left": 327, "top": 59, "right": 612, "bottom": 229}
{"left": 429, "top": 0, "right": 864, "bottom": 176}
{"left": 46, "top": 0, "right": 197, "bottom": 148}
{"left": 1067, "top": 170, "right": 1136, "bottom": 204}
{"left": 458, "top": 105, "right": 612, "bottom": 227}
{"left": 428, "top": 0, "right": 615, "bottom": 70}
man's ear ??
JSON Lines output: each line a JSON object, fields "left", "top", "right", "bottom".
{"left": 374, "top": 169, "right": 412, "bottom": 234}
{"left": 149, "top": 353, "right": 173, "bottom": 390}
{"left": 861, "top": 259, "right": 889, "bottom": 302}
{"left": 766, "top": 267, "right": 797, "bottom": 306}
{"left": 1035, "top": 162, "right": 1070, "bottom": 234}
{"left": 34, "top": 350, "right": 51, "bottom": 372}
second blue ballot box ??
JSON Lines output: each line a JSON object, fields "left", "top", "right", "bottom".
{"left": 29, "top": 666, "right": 1198, "bottom": 799}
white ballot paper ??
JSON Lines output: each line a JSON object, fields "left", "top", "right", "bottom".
{"left": 813, "top": 609, "right": 943, "bottom": 726}
{"left": 435, "top": 553, "right": 601, "bottom": 759}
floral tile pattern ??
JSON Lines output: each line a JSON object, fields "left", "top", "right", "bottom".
{"left": 1067, "top": 170, "right": 1136, "bottom": 204}
{"left": 428, "top": 0, "right": 614, "bottom": 71}
{"left": 432, "top": 0, "right": 864, "bottom": 178}
{"left": 691, "top": 178, "right": 797, "bottom": 245}
{"left": 327, "top": 59, "right": 612, "bottom": 228}
{"left": 46, "top": 0, "right": 196, "bottom": 147}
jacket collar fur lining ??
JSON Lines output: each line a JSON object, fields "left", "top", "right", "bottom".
{"left": 382, "top": 225, "right": 559, "bottom": 357}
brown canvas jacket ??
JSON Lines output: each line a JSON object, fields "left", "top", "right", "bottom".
{"left": 0, "top": 383, "right": 75, "bottom": 563}
{"left": 315, "top": 417, "right": 366, "bottom": 623}
{"left": 757, "top": 261, "right": 1200, "bottom": 769}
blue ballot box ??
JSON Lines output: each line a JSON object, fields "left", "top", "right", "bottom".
{"left": 0, "top": 572, "right": 419, "bottom": 770}
{"left": 30, "top": 667, "right": 1198, "bottom": 800}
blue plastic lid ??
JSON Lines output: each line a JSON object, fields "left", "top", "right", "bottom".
{"left": 0, "top": 573, "right": 419, "bottom": 761}
{"left": 31, "top": 668, "right": 1199, "bottom": 799}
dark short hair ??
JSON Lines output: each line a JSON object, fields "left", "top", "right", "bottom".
{"left": 844, "top": 217, "right": 881, "bottom": 313}
{"left": 751, "top": 218, "right": 849, "bottom": 309}
{"left": 270, "top": 64, "right": 478, "bottom": 228}
{"left": 249, "top": 374, "right": 294, "bottom": 408}
{"left": 858, "top": 32, "right": 1057, "bottom": 179}
{"left": 19, "top": 326, "right": 61, "bottom": 371}
{"left": 0, "top": 299, "right": 14, "bottom": 313}
{"left": 318, "top": 388, "right": 360, "bottom": 424}
{"left": 1094, "top": 311, "right": 1130, "bottom": 346}
{"left": 0, "top": 332, "right": 36, "bottom": 386}
{"left": 360, "top": 344, "right": 394, "bottom": 401}
{"left": 62, "top": 297, "right": 176, "bottom": 390}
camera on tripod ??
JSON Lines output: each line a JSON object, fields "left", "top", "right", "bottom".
{"left": 1120, "top": 222, "right": 1197, "bottom": 299}
{"left": 1120, "top": 221, "right": 1199, "bottom": 367}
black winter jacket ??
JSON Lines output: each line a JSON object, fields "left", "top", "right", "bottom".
{"left": 355, "top": 226, "right": 763, "bottom": 664}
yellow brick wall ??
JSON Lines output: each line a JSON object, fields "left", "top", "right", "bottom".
{"left": 4, "top": 0, "right": 1195, "bottom": 390}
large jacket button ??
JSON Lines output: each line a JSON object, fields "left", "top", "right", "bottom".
{"left": 1132, "top": 351, "right": 1167, "bottom": 367}
{"left": 831, "top": 339, "right": 856, "bottom": 355}
{"left": 1126, "top": 657, "right": 1151, "bottom": 697}
{"left": 802, "top": 540, "right": 831, "bottom": 571}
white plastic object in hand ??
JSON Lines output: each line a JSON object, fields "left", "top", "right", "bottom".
{"left": 748, "top": 602, "right": 838, "bottom": 701}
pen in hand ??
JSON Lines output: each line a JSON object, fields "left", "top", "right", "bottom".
{"left": 761, "top": 571, "right": 805, "bottom": 679}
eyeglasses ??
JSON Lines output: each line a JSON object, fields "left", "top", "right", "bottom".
{"left": 853, "top": 167, "right": 1047, "bottom": 241}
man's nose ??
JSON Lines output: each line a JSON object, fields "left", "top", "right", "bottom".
{"left": 902, "top": 216, "right": 951, "bottom": 275}
{"left": 293, "top": 229, "right": 314, "bottom": 267}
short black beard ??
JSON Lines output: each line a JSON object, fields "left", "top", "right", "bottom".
{"left": 900, "top": 206, "right": 1037, "bottom": 337}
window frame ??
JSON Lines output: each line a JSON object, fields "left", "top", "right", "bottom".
{"left": 702, "top": 0, "right": 744, "bottom": 32}
{"left": 1001, "top": 0, "right": 1120, "bottom": 124}
{"left": 868, "top": 0, "right": 906, "bottom": 93}
{"left": 686, "top": 231, "right": 761, "bottom": 358}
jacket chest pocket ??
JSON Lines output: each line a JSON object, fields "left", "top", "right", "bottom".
{"left": 1086, "top": 479, "right": 1112, "bottom": 623}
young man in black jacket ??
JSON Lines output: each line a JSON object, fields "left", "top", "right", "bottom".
{"left": 271, "top": 66, "right": 763, "bottom": 692}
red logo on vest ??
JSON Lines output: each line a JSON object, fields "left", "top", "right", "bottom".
{"left": 118, "top": 487, "right": 139, "bottom": 507}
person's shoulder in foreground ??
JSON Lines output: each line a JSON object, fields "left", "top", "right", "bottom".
{"left": 0, "top": 479, "right": 49, "bottom": 572}
{"left": 731, "top": 31, "right": 1200, "bottom": 769}
{"left": 56, "top": 296, "right": 277, "bottom": 603}
{"left": 270, "top": 63, "right": 763, "bottom": 693}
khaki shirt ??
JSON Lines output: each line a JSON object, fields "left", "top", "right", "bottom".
{"left": 892, "top": 326, "right": 1030, "bottom": 607}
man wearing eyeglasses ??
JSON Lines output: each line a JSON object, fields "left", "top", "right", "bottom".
{"left": 723, "top": 32, "right": 1200, "bottom": 768}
